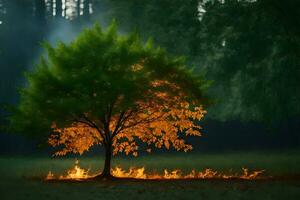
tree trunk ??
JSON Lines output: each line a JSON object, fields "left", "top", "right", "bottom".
{"left": 94, "top": 141, "right": 113, "bottom": 179}
{"left": 101, "top": 142, "right": 112, "bottom": 177}
{"left": 56, "top": 0, "right": 62, "bottom": 18}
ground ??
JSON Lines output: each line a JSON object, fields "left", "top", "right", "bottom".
{"left": 1, "top": 150, "right": 300, "bottom": 200}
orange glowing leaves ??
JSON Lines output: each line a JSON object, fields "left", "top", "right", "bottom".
{"left": 49, "top": 123, "right": 103, "bottom": 156}
{"left": 112, "top": 141, "right": 139, "bottom": 156}
{"left": 48, "top": 79, "right": 207, "bottom": 157}
{"left": 164, "top": 140, "right": 170, "bottom": 149}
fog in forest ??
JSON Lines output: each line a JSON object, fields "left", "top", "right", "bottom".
{"left": 1, "top": 0, "right": 299, "bottom": 155}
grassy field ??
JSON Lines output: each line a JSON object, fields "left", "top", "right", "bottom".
{"left": 1, "top": 150, "right": 300, "bottom": 200}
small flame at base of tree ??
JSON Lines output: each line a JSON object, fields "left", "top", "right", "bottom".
{"left": 45, "top": 160, "right": 265, "bottom": 181}
{"left": 46, "top": 160, "right": 93, "bottom": 180}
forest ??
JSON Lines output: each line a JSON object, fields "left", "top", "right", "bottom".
{"left": 1, "top": 1, "right": 300, "bottom": 200}
{"left": 1, "top": 0, "right": 299, "bottom": 153}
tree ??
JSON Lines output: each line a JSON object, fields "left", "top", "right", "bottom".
{"left": 102, "top": 0, "right": 201, "bottom": 58}
{"left": 8, "top": 22, "right": 207, "bottom": 178}
{"left": 197, "top": 0, "right": 300, "bottom": 123}
{"left": 102, "top": 0, "right": 300, "bottom": 124}
{"left": 0, "top": 0, "right": 48, "bottom": 105}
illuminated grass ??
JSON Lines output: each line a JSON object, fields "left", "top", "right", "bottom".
{"left": 1, "top": 150, "right": 300, "bottom": 199}
{"left": 1, "top": 150, "right": 300, "bottom": 179}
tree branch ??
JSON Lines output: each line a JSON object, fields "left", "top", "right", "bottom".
{"left": 111, "top": 109, "right": 137, "bottom": 139}
{"left": 111, "top": 111, "right": 125, "bottom": 137}
{"left": 118, "top": 111, "right": 165, "bottom": 133}
{"left": 73, "top": 115, "right": 107, "bottom": 145}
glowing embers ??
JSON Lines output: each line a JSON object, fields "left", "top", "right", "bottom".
{"left": 46, "top": 160, "right": 94, "bottom": 180}
{"left": 111, "top": 167, "right": 265, "bottom": 180}
{"left": 46, "top": 160, "right": 265, "bottom": 181}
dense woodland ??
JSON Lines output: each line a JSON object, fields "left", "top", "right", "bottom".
{"left": 0, "top": 0, "right": 300, "bottom": 153}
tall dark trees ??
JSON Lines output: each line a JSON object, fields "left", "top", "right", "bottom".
{"left": 103, "top": 0, "right": 201, "bottom": 57}
{"left": 100, "top": 0, "right": 300, "bottom": 124}
{"left": 83, "top": 0, "right": 91, "bottom": 19}
{"left": 0, "top": 0, "right": 40, "bottom": 104}
{"left": 0, "top": 0, "right": 96, "bottom": 105}
{"left": 1, "top": 0, "right": 300, "bottom": 151}
{"left": 198, "top": 0, "right": 300, "bottom": 123}
{"left": 56, "top": 0, "right": 62, "bottom": 18}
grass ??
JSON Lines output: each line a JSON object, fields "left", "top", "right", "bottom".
{"left": 1, "top": 150, "right": 300, "bottom": 199}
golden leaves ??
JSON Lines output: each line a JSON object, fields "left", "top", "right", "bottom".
{"left": 112, "top": 140, "right": 139, "bottom": 156}
{"left": 48, "top": 123, "right": 102, "bottom": 156}
{"left": 164, "top": 140, "right": 170, "bottom": 150}
{"left": 48, "top": 79, "right": 206, "bottom": 157}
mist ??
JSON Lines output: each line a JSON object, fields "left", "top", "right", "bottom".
{"left": 1, "top": 0, "right": 299, "bottom": 156}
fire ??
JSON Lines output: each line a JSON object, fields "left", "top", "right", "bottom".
{"left": 46, "top": 160, "right": 265, "bottom": 181}
{"left": 46, "top": 171, "right": 55, "bottom": 180}
{"left": 111, "top": 167, "right": 264, "bottom": 180}
{"left": 112, "top": 167, "right": 148, "bottom": 179}
{"left": 46, "top": 160, "right": 94, "bottom": 180}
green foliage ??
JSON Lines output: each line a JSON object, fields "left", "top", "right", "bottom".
{"left": 3, "top": 0, "right": 298, "bottom": 128}
{"left": 103, "top": 0, "right": 201, "bottom": 58}
{"left": 7, "top": 21, "right": 207, "bottom": 137}
{"left": 103, "top": 0, "right": 300, "bottom": 123}
{"left": 198, "top": 0, "right": 300, "bottom": 122}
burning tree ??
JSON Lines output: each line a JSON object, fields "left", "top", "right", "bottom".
{"left": 8, "top": 22, "right": 208, "bottom": 179}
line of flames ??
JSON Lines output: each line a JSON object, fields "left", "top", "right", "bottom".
{"left": 46, "top": 160, "right": 265, "bottom": 180}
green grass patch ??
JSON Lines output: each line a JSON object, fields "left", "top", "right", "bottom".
{"left": 1, "top": 150, "right": 300, "bottom": 200}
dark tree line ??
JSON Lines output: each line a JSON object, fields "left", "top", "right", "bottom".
{"left": 1, "top": 0, "right": 300, "bottom": 152}
{"left": 0, "top": 0, "right": 95, "bottom": 105}
{"left": 99, "top": 0, "right": 300, "bottom": 124}
{"left": 198, "top": 0, "right": 300, "bottom": 123}
{"left": 1, "top": 0, "right": 299, "bottom": 122}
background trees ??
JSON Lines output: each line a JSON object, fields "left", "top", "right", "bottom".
{"left": 1, "top": 0, "right": 300, "bottom": 153}
{"left": 102, "top": 0, "right": 300, "bottom": 123}
{"left": 198, "top": 0, "right": 300, "bottom": 122}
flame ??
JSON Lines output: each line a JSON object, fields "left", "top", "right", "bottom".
{"left": 46, "top": 160, "right": 94, "bottom": 180}
{"left": 111, "top": 167, "right": 264, "bottom": 180}
{"left": 111, "top": 167, "right": 147, "bottom": 179}
{"left": 46, "top": 160, "right": 265, "bottom": 181}
{"left": 46, "top": 171, "right": 55, "bottom": 180}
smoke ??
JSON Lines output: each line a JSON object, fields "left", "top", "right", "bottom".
{"left": 30, "top": 1, "right": 110, "bottom": 70}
